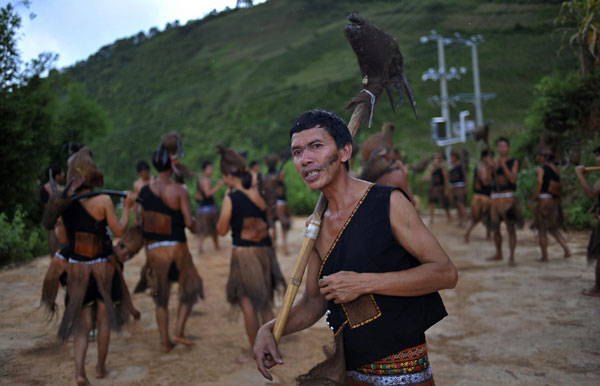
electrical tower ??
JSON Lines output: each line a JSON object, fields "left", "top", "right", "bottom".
{"left": 420, "top": 31, "right": 495, "bottom": 156}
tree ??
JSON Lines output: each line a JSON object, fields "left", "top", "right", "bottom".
{"left": 556, "top": 0, "right": 600, "bottom": 75}
{"left": 0, "top": 3, "right": 21, "bottom": 91}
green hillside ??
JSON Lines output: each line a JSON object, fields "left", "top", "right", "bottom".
{"left": 60, "top": 0, "right": 573, "bottom": 192}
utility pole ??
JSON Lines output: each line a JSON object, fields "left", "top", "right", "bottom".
{"left": 420, "top": 31, "right": 466, "bottom": 139}
{"left": 436, "top": 37, "right": 450, "bottom": 135}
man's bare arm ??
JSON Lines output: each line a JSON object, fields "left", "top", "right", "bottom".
{"left": 200, "top": 177, "right": 224, "bottom": 197}
{"left": 575, "top": 166, "right": 600, "bottom": 199}
{"left": 179, "top": 187, "right": 196, "bottom": 233}
{"left": 104, "top": 193, "right": 134, "bottom": 237}
{"left": 501, "top": 159, "right": 519, "bottom": 184}
{"left": 216, "top": 195, "right": 232, "bottom": 236}
{"left": 319, "top": 191, "right": 457, "bottom": 303}
{"left": 528, "top": 167, "right": 544, "bottom": 208}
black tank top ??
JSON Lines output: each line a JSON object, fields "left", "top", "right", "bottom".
{"left": 541, "top": 164, "right": 560, "bottom": 196}
{"left": 230, "top": 190, "right": 272, "bottom": 247}
{"left": 473, "top": 167, "right": 491, "bottom": 196}
{"left": 449, "top": 164, "right": 465, "bottom": 184}
{"left": 493, "top": 158, "right": 517, "bottom": 192}
{"left": 320, "top": 185, "right": 447, "bottom": 370}
{"left": 431, "top": 167, "right": 445, "bottom": 187}
{"left": 139, "top": 185, "right": 186, "bottom": 242}
{"left": 61, "top": 200, "right": 113, "bottom": 261}
{"left": 40, "top": 185, "right": 50, "bottom": 205}
{"left": 196, "top": 177, "right": 215, "bottom": 207}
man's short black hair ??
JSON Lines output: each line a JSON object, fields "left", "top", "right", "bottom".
{"left": 496, "top": 136, "right": 510, "bottom": 146}
{"left": 481, "top": 149, "right": 494, "bottom": 158}
{"left": 136, "top": 160, "right": 150, "bottom": 172}
{"left": 289, "top": 109, "right": 352, "bottom": 149}
{"left": 249, "top": 160, "right": 259, "bottom": 168}
{"left": 202, "top": 160, "right": 213, "bottom": 170}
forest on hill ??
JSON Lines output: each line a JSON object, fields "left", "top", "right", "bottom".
{"left": 61, "top": 0, "right": 575, "bottom": 189}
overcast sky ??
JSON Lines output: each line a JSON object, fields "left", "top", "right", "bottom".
{"left": 4, "top": 0, "right": 264, "bottom": 69}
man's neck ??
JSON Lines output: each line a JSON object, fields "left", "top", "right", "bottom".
{"left": 321, "top": 172, "right": 363, "bottom": 214}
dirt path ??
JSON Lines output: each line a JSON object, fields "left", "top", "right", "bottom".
{"left": 1, "top": 212, "right": 599, "bottom": 385}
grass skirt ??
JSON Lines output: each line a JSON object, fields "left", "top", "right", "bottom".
{"left": 146, "top": 243, "right": 204, "bottom": 308}
{"left": 226, "top": 246, "right": 285, "bottom": 313}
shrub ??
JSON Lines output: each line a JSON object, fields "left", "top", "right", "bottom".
{"left": 0, "top": 207, "right": 47, "bottom": 265}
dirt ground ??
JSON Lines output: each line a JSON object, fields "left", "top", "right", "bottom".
{"left": 1, "top": 210, "right": 599, "bottom": 385}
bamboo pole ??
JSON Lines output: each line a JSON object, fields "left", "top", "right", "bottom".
{"left": 272, "top": 103, "right": 368, "bottom": 342}
{"left": 583, "top": 166, "right": 600, "bottom": 172}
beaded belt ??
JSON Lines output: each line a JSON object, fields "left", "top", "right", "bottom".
{"left": 491, "top": 192, "right": 514, "bottom": 199}
{"left": 450, "top": 182, "right": 465, "bottom": 188}
{"left": 538, "top": 193, "right": 552, "bottom": 199}
{"left": 347, "top": 367, "right": 432, "bottom": 386}
{"left": 197, "top": 204, "right": 218, "bottom": 214}
{"left": 276, "top": 199, "right": 287, "bottom": 206}
{"left": 147, "top": 240, "right": 182, "bottom": 250}
{"left": 355, "top": 343, "right": 429, "bottom": 376}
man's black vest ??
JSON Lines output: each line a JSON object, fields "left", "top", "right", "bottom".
{"left": 319, "top": 185, "right": 447, "bottom": 370}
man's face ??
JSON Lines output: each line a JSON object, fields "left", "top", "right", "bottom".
{"left": 432, "top": 153, "right": 441, "bottom": 166}
{"left": 251, "top": 164, "right": 260, "bottom": 173}
{"left": 291, "top": 127, "right": 349, "bottom": 190}
{"left": 139, "top": 169, "right": 150, "bottom": 180}
{"left": 56, "top": 171, "right": 65, "bottom": 184}
{"left": 496, "top": 141, "right": 509, "bottom": 157}
{"left": 204, "top": 164, "right": 214, "bottom": 177}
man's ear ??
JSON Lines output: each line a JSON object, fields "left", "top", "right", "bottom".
{"left": 340, "top": 142, "right": 353, "bottom": 163}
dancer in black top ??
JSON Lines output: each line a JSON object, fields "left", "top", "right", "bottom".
{"left": 262, "top": 153, "right": 292, "bottom": 255}
{"left": 575, "top": 145, "right": 600, "bottom": 296}
{"left": 527, "top": 145, "right": 570, "bottom": 262}
{"left": 422, "top": 152, "right": 450, "bottom": 225}
{"left": 195, "top": 160, "right": 224, "bottom": 253}
{"left": 448, "top": 150, "right": 468, "bottom": 227}
{"left": 216, "top": 146, "right": 285, "bottom": 362}
{"left": 139, "top": 144, "right": 204, "bottom": 352}
{"left": 489, "top": 137, "right": 523, "bottom": 266}
{"left": 464, "top": 150, "right": 494, "bottom": 243}
{"left": 43, "top": 147, "right": 135, "bottom": 386}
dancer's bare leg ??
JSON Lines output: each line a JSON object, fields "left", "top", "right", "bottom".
{"left": 464, "top": 216, "right": 479, "bottom": 243}
{"left": 537, "top": 229, "right": 549, "bottom": 262}
{"left": 156, "top": 305, "right": 174, "bottom": 352}
{"left": 281, "top": 228, "right": 289, "bottom": 255}
{"left": 173, "top": 302, "right": 193, "bottom": 346}
{"left": 488, "top": 227, "right": 503, "bottom": 261}
{"left": 238, "top": 296, "right": 259, "bottom": 362}
{"left": 74, "top": 307, "right": 93, "bottom": 386}
{"left": 212, "top": 233, "right": 220, "bottom": 251}
{"left": 550, "top": 230, "right": 571, "bottom": 258}
{"left": 95, "top": 302, "right": 110, "bottom": 379}
{"left": 457, "top": 202, "right": 466, "bottom": 227}
{"left": 582, "top": 259, "right": 600, "bottom": 296}
{"left": 507, "top": 224, "right": 517, "bottom": 266}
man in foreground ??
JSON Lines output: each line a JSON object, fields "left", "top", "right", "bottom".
{"left": 253, "top": 110, "right": 458, "bottom": 385}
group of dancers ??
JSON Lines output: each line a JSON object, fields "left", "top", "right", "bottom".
{"left": 39, "top": 133, "right": 290, "bottom": 385}
{"left": 420, "top": 136, "right": 600, "bottom": 294}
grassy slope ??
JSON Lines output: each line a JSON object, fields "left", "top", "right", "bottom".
{"left": 62, "top": 0, "right": 573, "bottom": 208}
